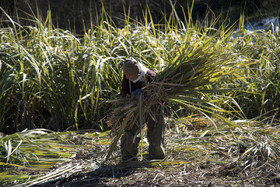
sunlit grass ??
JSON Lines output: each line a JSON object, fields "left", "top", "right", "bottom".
{"left": 0, "top": 129, "right": 110, "bottom": 185}
{"left": 1, "top": 4, "right": 279, "bottom": 133}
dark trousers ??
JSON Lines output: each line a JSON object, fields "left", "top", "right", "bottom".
{"left": 121, "top": 104, "right": 165, "bottom": 161}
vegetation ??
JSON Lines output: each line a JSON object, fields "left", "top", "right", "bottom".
{"left": 0, "top": 1, "right": 279, "bottom": 186}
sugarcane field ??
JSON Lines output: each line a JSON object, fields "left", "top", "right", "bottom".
{"left": 0, "top": 0, "right": 280, "bottom": 186}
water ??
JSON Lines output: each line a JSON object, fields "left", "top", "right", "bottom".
{"left": 245, "top": 16, "right": 279, "bottom": 33}
{"left": 233, "top": 16, "right": 279, "bottom": 38}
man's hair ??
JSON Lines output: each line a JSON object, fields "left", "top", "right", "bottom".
{"left": 123, "top": 57, "right": 142, "bottom": 75}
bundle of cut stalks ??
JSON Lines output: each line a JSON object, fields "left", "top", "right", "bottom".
{"left": 105, "top": 42, "right": 239, "bottom": 161}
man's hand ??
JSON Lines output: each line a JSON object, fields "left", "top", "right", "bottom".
{"left": 132, "top": 88, "right": 143, "bottom": 96}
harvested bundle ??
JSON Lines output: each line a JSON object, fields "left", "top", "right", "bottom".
{"left": 105, "top": 39, "right": 239, "bottom": 162}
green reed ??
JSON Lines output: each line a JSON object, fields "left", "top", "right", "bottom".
{"left": 0, "top": 2, "right": 279, "bottom": 133}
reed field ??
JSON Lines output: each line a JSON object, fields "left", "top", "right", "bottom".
{"left": 0, "top": 2, "right": 279, "bottom": 186}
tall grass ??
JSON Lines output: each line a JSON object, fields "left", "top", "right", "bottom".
{"left": 0, "top": 3, "right": 280, "bottom": 134}
{"left": 0, "top": 8, "right": 122, "bottom": 132}
{"left": 236, "top": 28, "right": 280, "bottom": 118}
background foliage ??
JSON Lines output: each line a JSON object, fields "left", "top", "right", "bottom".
{"left": 1, "top": 0, "right": 280, "bottom": 34}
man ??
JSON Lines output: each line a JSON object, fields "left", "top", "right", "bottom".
{"left": 120, "top": 57, "right": 165, "bottom": 162}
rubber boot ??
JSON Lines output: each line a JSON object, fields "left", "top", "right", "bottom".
{"left": 147, "top": 104, "right": 165, "bottom": 160}
{"left": 121, "top": 123, "right": 140, "bottom": 162}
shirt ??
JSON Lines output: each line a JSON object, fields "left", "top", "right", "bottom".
{"left": 121, "top": 70, "right": 156, "bottom": 97}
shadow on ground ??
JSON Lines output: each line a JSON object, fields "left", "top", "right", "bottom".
{"left": 34, "top": 161, "right": 158, "bottom": 187}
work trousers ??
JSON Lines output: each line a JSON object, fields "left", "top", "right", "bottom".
{"left": 121, "top": 104, "right": 165, "bottom": 161}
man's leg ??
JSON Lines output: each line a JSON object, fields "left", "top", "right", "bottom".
{"left": 121, "top": 121, "right": 140, "bottom": 162}
{"left": 147, "top": 104, "right": 165, "bottom": 159}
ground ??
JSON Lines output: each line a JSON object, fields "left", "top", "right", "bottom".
{"left": 28, "top": 118, "right": 279, "bottom": 187}
{"left": 33, "top": 153, "right": 279, "bottom": 187}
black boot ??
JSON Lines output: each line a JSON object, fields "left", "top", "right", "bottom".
{"left": 147, "top": 104, "right": 166, "bottom": 160}
{"left": 121, "top": 128, "right": 140, "bottom": 162}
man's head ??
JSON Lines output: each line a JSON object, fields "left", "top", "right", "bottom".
{"left": 123, "top": 57, "right": 142, "bottom": 81}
